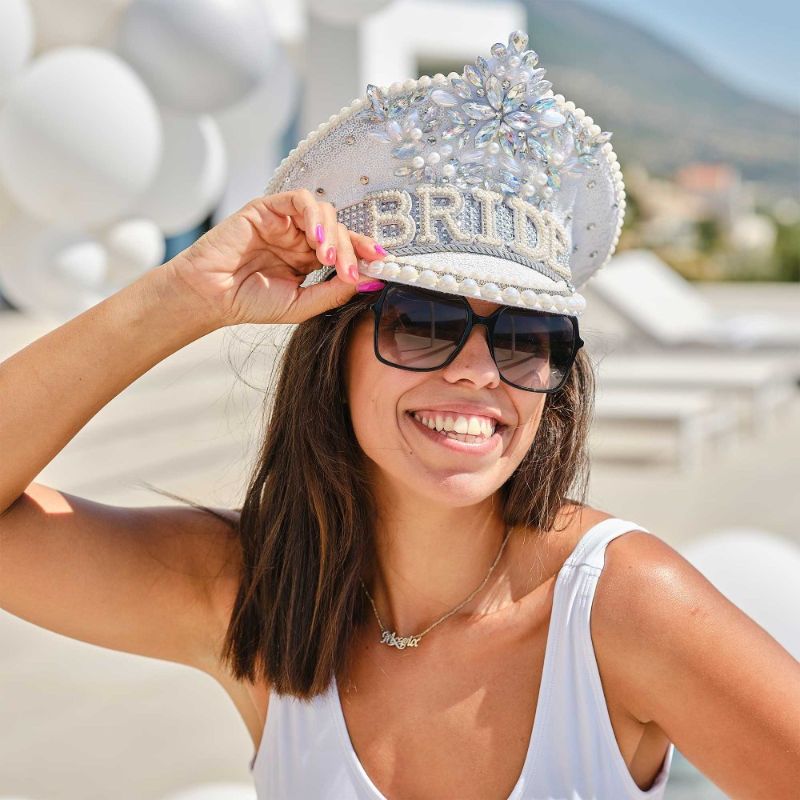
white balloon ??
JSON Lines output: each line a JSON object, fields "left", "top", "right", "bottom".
{"left": 307, "top": 0, "right": 393, "bottom": 26}
{"left": 103, "top": 217, "right": 165, "bottom": 284}
{"left": 0, "top": 209, "right": 107, "bottom": 319}
{"left": 214, "top": 41, "right": 298, "bottom": 141}
{"left": 116, "top": 0, "right": 278, "bottom": 114}
{"left": 0, "top": 0, "right": 34, "bottom": 96}
{"left": 213, "top": 50, "right": 298, "bottom": 220}
{"left": 134, "top": 111, "right": 227, "bottom": 236}
{"left": 0, "top": 47, "right": 162, "bottom": 228}
{"left": 681, "top": 529, "right": 800, "bottom": 660}
{"left": 28, "top": 0, "right": 130, "bottom": 51}
{"left": 52, "top": 240, "right": 108, "bottom": 288}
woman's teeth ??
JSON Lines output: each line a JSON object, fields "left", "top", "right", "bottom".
{"left": 411, "top": 411, "right": 497, "bottom": 443}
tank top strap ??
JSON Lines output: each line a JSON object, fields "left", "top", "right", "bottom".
{"left": 519, "top": 516, "right": 674, "bottom": 799}
{"left": 564, "top": 517, "right": 652, "bottom": 573}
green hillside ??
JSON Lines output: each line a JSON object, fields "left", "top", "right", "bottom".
{"left": 518, "top": 0, "right": 799, "bottom": 198}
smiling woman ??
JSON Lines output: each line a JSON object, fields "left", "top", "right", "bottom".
{"left": 1, "top": 26, "right": 799, "bottom": 800}
{"left": 219, "top": 279, "right": 595, "bottom": 694}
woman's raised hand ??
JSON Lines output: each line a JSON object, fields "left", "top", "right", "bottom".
{"left": 167, "top": 189, "right": 387, "bottom": 327}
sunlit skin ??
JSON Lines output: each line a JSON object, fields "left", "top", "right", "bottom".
{"left": 343, "top": 294, "right": 548, "bottom": 637}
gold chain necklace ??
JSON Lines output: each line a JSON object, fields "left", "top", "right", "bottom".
{"left": 360, "top": 525, "right": 512, "bottom": 650}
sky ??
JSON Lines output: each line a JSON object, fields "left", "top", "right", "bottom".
{"left": 575, "top": 0, "right": 800, "bottom": 112}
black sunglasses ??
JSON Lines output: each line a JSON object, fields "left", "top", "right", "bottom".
{"left": 356, "top": 281, "right": 583, "bottom": 393}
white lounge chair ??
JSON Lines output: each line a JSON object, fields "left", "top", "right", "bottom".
{"left": 592, "top": 385, "right": 740, "bottom": 472}
{"left": 594, "top": 351, "right": 797, "bottom": 436}
{"left": 586, "top": 249, "right": 800, "bottom": 352}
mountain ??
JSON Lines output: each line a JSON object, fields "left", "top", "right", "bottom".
{"left": 518, "top": 0, "right": 799, "bottom": 199}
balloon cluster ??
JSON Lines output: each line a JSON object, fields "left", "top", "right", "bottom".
{"left": 0, "top": 0, "right": 298, "bottom": 319}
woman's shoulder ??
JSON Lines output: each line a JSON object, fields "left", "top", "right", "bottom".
{"left": 546, "top": 502, "right": 665, "bottom": 565}
{"left": 524, "top": 502, "right": 619, "bottom": 563}
{"left": 578, "top": 506, "right": 683, "bottom": 644}
{"left": 589, "top": 520, "right": 800, "bottom": 797}
{"left": 556, "top": 501, "right": 617, "bottom": 532}
{"left": 589, "top": 521, "right": 709, "bottom": 723}
{"left": 504, "top": 503, "right": 619, "bottom": 608}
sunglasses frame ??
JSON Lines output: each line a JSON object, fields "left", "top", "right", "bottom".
{"left": 364, "top": 282, "right": 584, "bottom": 394}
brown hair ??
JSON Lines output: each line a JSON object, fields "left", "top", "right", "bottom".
{"left": 154, "top": 286, "right": 597, "bottom": 699}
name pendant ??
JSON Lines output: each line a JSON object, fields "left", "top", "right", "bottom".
{"left": 380, "top": 629, "right": 421, "bottom": 650}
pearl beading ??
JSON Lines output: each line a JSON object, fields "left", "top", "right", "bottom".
{"left": 309, "top": 260, "right": 585, "bottom": 317}
{"left": 471, "top": 187, "right": 505, "bottom": 248}
{"left": 373, "top": 257, "right": 584, "bottom": 315}
{"left": 415, "top": 184, "right": 473, "bottom": 245}
{"left": 364, "top": 189, "right": 416, "bottom": 248}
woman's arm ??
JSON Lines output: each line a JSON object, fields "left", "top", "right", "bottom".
{"left": 0, "top": 264, "right": 232, "bottom": 670}
{"left": 594, "top": 531, "right": 800, "bottom": 799}
{"left": 0, "top": 486, "right": 240, "bottom": 672}
{"left": 0, "top": 191, "right": 379, "bottom": 674}
{"left": 0, "top": 262, "right": 217, "bottom": 513}
{"left": 0, "top": 190, "right": 375, "bottom": 514}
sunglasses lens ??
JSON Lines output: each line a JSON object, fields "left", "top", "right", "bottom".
{"left": 376, "top": 285, "right": 467, "bottom": 368}
{"left": 375, "top": 285, "right": 576, "bottom": 391}
{"left": 493, "top": 308, "right": 575, "bottom": 391}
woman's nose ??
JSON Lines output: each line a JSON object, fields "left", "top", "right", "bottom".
{"left": 441, "top": 323, "right": 500, "bottom": 387}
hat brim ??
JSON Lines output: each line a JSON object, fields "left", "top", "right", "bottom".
{"left": 357, "top": 251, "right": 585, "bottom": 315}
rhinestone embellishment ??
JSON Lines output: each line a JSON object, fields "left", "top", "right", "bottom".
{"left": 359, "top": 30, "right": 611, "bottom": 210}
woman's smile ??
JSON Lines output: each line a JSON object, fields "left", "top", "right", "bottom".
{"left": 405, "top": 410, "right": 505, "bottom": 454}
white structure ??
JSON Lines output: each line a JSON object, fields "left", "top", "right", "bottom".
{"left": 302, "top": 1, "right": 525, "bottom": 138}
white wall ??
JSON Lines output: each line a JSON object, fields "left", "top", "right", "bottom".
{"left": 360, "top": 0, "right": 525, "bottom": 88}
{"left": 301, "top": 0, "right": 525, "bottom": 133}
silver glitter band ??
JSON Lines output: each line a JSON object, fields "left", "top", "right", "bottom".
{"left": 336, "top": 183, "right": 573, "bottom": 286}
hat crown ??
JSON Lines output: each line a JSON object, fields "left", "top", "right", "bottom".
{"left": 360, "top": 30, "right": 608, "bottom": 210}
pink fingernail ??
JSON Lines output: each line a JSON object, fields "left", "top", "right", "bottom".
{"left": 374, "top": 243, "right": 387, "bottom": 256}
{"left": 326, "top": 245, "right": 336, "bottom": 265}
{"left": 315, "top": 224, "right": 325, "bottom": 243}
{"left": 349, "top": 264, "right": 359, "bottom": 282}
{"left": 357, "top": 280, "right": 386, "bottom": 292}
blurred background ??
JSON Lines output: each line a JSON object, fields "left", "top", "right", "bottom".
{"left": 0, "top": 1, "right": 798, "bottom": 799}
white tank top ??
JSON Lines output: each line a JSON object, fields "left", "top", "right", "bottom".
{"left": 249, "top": 517, "right": 675, "bottom": 798}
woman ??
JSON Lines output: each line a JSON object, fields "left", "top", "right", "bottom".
{"left": 1, "top": 31, "right": 798, "bottom": 800}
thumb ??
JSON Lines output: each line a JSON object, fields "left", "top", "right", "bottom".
{"left": 290, "top": 272, "right": 362, "bottom": 320}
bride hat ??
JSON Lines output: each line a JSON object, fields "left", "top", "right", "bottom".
{"left": 266, "top": 30, "right": 625, "bottom": 317}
